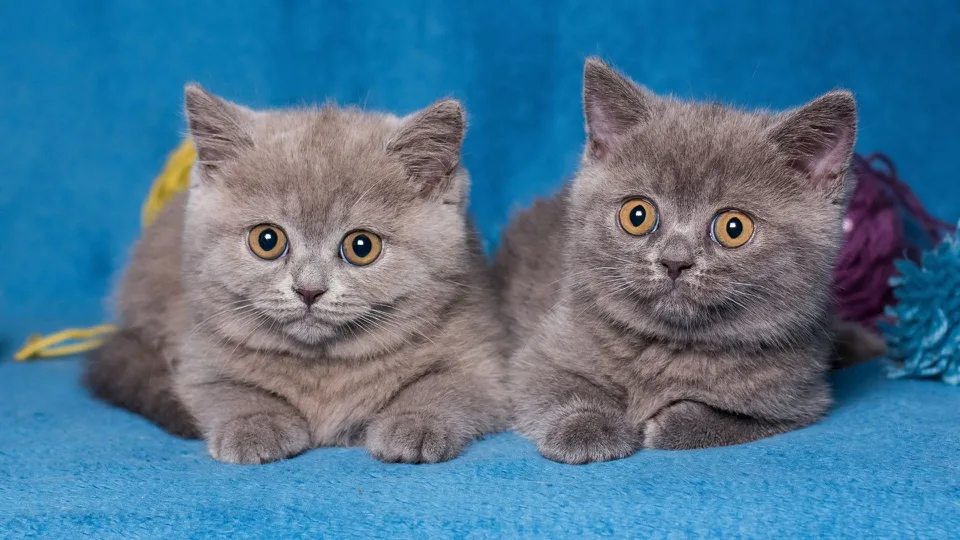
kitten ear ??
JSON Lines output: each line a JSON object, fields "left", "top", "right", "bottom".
{"left": 583, "top": 57, "right": 653, "bottom": 160}
{"left": 183, "top": 84, "right": 253, "bottom": 173}
{"left": 767, "top": 90, "right": 857, "bottom": 197}
{"left": 387, "top": 98, "right": 466, "bottom": 201}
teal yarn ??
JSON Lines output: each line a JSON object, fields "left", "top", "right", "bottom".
{"left": 882, "top": 222, "right": 960, "bottom": 385}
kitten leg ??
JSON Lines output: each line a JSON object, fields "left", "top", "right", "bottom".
{"left": 181, "top": 381, "right": 311, "bottom": 465}
{"left": 365, "top": 368, "right": 506, "bottom": 464}
{"left": 643, "top": 400, "right": 802, "bottom": 450}
{"left": 515, "top": 368, "right": 637, "bottom": 464}
{"left": 84, "top": 328, "right": 201, "bottom": 439}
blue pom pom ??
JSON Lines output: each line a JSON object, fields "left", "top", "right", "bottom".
{"left": 880, "top": 222, "right": 960, "bottom": 385}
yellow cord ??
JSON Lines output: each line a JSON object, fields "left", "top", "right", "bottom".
{"left": 142, "top": 139, "right": 196, "bottom": 228}
{"left": 13, "top": 139, "right": 196, "bottom": 361}
{"left": 14, "top": 325, "right": 119, "bottom": 361}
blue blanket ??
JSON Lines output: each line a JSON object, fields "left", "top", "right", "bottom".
{"left": 3, "top": 1, "right": 960, "bottom": 537}
{"left": 2, "top": 360, "right": 958, "bottom": 537}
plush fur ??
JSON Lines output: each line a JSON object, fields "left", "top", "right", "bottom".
{"left": 85, "top": 86, "right": 509, "bottom": 464}
{"left": 496, "top": 58, "right": 869, "bottom": 464}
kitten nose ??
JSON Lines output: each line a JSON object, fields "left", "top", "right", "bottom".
{"left": 660, "top": 259, "right": 693, "bottom": 280}
{"left": 294, "top": 287, "right": 326, "bottom": 306}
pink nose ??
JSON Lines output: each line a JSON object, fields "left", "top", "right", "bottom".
{"left": 294, "top": 288, "right": 326, "bottom": 306}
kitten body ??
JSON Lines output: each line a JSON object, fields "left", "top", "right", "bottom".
{"left": 86, "top": 87, "right": 509, "bottom": 464}
{"left": 496, "top": 59, "right": 872, "bottom": 464}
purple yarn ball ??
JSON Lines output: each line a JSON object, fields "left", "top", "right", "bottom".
{"left": 834, "top": 154, "right": 950, "bottom": 327}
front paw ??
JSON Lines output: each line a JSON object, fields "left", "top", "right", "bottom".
{"left": 643, "top": 401, "right": 705, "bottom": 450}
{"left": 366, "top": 412, "right": 467, "bottom": 464}
{"left": 208, "top": 412, "right": 311, "bottom": 465}
{"left": 642, "top": 401, "right": 717, "bottom": 450}
{"left": 538, "top": 411, "right": 636, "bottom": 464}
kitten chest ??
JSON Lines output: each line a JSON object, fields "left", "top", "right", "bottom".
{"left": 239, "top": 356, "right": 416, "bottom": 447}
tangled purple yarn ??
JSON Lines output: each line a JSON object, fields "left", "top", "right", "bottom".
{"left": 833, "top": 154, "right": 951, "bottom": 327}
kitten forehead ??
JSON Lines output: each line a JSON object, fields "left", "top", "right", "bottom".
{"left": 584, "top": 98, "right": 810, "bottom": 216}
{"left": 217, "top": 105, "right": 415, "bottom": 215}
{"left": 623, "top": 100, "right": 779, "bottom": 177}
{"left": 255, "top": 106, "right": 402, "bottom": 149}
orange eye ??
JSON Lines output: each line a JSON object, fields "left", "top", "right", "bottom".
{"left": 340, "top": 230, "right": 383, "bottom": 266}
{"left": 711, "top": 211, "right": 754, "bottom": 248}
{"left": 618, "top": 198, "right": 659, "bottom": 236}
{"left": 248, "top": 224, "right": 288, "bottom": 260}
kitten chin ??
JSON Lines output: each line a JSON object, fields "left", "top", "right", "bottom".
{"left": 280, "top": 318, "right": 341, "bottom": 346}
{"left": 85, "top": 87, "right": 509, "bottom": 464}
{"left": 499, "top": 58, "right": 871, "bottom": 464}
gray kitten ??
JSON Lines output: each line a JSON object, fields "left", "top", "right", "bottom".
{"left": 85, "top": 86, "right": 509, "bottom": 464}
{"left": 495, "top": 58, "right": 883, "bottom": 464}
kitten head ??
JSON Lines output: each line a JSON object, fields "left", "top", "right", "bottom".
{"left": 180, "top": 85, "right": 471, "bottom": 351}
{"left": 567, "top": 58, "right": 857, "bottom": 346}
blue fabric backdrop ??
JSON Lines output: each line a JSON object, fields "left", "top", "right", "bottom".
{"left": 2, "top": 1, "right": 960, "bottom": 347}
{"left": 2, "top": 2, "right": 959, "bottom": 538}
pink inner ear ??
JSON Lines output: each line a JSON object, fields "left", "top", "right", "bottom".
{"left": 586, "top": 103, "right": 620, "bottom": 159}
{"left": 809, "top": 126, "right": 854, "bottom": 182}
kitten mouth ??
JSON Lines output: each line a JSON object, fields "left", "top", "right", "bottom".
{"left": 270, "top": 307, "right": 351, "bottom": 327}
{"left": 655, "top": 280, "right": 702, "bottom": 310}
{"left": 302, "top": 311, "right": 348, "bottom": 324}
{"left": 279, "top": 309, "right": 363, "bottom": 343}
{"left": 301, "top": 307, "right": 366, "bottom": 326}
{"left": 663, "top": 288, "right": 692, "bottom": 305}
{"left": 663, "top": 279, "right": 691, "bottom": 295}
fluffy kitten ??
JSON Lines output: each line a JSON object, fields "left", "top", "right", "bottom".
{"left": 85, "top": 86, "right": 509, "bottom": 464}
{"left": 496, "top": 58, "right": 881, "bottom": 464}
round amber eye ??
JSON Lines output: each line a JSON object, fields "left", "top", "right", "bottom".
{"left": 340, "top": 230, "right": 383, "bottom": 266}
{"left": 618, "top": 198, "right": 659, "bottom": 236}
{"left": 248, "top": 224, "right": 288, "bottom": 260}
{"left": 711, "top": 211, "right": 754, "bottom": 248}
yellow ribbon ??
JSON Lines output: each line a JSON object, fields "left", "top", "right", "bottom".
{"left": 13, "top": 139, "right": 196, "bottom": 361}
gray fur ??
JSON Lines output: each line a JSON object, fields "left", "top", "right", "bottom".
{"left": 85, "top": 86, "right": 509, "bottom": 464}
{"left": 496, "top": 58, "right": 874, "bottom": 463}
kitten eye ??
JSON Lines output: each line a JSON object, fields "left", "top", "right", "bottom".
{"left": 711, "top": 210, "right": 754, "bottom": 248}
{"left": 618, "top": 198, "right": 659, "bottom": 236}
{"left": 248, "top": 224, "right": 288, "bottom": 260}
{"left": 340, "top": 230, "right": 383, "bottom": 266}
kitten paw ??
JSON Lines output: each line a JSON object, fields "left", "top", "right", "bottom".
{"left": 208, "top": 412, "right": 311, "bottom": 465}
{"left": 538, "top": 411, "right": 636, "bottom": 464}
{"left": 366, "top": 412, "right": 467, "bottom": 464}
{"left": 643, "top": 401, "right": 701, "bottom": 450}
{"left": 642, "top": 401, "right": 791, "bottom": 450}
{"left": 641, "top": 412, "right": 667, "bottom": 449}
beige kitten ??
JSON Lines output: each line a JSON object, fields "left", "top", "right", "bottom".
{"left": 85, "top": 86, "right": 509, "bottom": 465}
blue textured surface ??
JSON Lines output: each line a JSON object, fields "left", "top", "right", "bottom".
{"left": 3, "top": 1, "right": 960, "bottom": 537}
{"left": 884, "top": 222, "right": 960, "bottom": 385}
{"left": 2, "top": 360, "right": 958, "bottom": 538}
